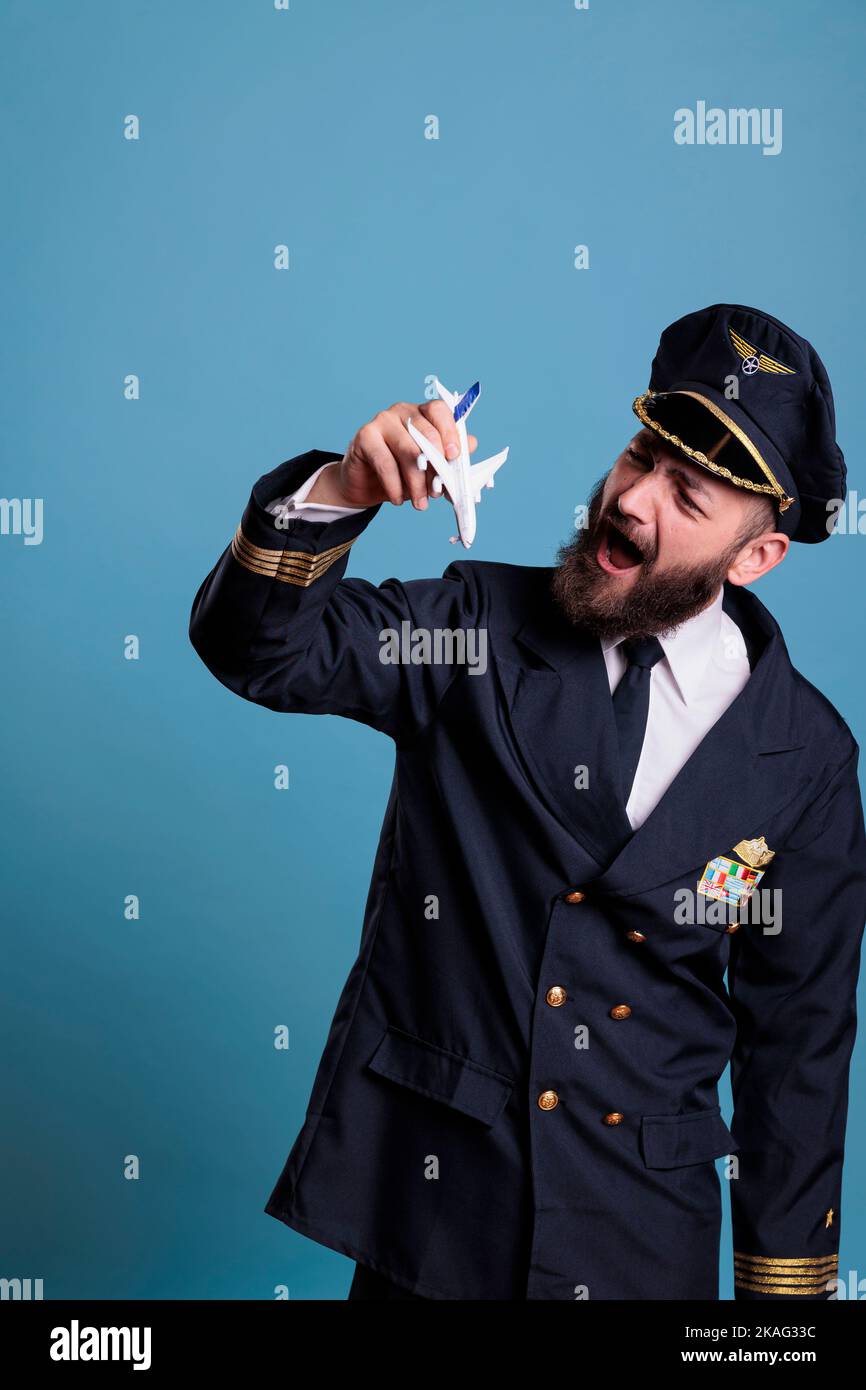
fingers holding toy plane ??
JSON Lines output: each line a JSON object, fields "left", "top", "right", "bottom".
{"left": 406, "top": 379, "right": 509, "bottom": 547}
{"left": 306, "top": 399, "right": 478, "bottom": 511}
{"left": 304, "top": 379, "right": 509, "bottom": 546}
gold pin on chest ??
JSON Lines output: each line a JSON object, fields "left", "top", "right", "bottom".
{"left": 732, "top": 836, "right": 775, "bottom": 868}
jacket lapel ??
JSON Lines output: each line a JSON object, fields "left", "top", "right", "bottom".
{"left": 500, "top": 594, "right": 634, "bottom": 866}
{"left": 501, "top": 579, "right": 809, "bottom": 893}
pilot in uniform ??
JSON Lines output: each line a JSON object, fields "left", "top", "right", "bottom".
{"left": 189, "top": 304, "right": 866, "bottom": 1300}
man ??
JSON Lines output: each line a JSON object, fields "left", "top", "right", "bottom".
{"left": 189, "top": 304, "right": 866, "bottom": 1300}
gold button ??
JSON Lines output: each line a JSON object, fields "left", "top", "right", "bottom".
{"left": 603, "top": 1111, "right": 624, "bottom": 1126}
{"left": 609, "top": 1004, "right": 632, "bottom": 1020}
{"left": 626, "top": 930, "right": 646, "bottom": 943}
{"left": 538, "top": 1090, "right": 559, "bottom": 1111}
{"left": 546, "top": 986, "right": 567, "bottom": 1007}
{"left": 564, "top": 890, "right": 586, "bottom": 903}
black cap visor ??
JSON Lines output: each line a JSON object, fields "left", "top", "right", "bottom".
{"left": 632, "top": 388, "right": 796, "bottom": 516}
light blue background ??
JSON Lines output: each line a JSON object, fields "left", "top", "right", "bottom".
{"left": 3, "top": 0, "right": 865, "bottom": 1300}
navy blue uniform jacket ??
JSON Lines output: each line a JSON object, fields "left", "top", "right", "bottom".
{"left": 189, "top": 449, "right": 866, "bottom": 1300}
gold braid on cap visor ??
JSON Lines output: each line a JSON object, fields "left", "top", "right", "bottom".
{"left": 632, "top": 390, "right": 795, "bottom": 512}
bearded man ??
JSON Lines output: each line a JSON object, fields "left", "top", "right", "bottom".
{"left": 189, "top": 303, "right": 866, "bottom": 1301}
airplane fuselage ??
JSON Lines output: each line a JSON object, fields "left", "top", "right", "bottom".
{"left": 406, "top": 378, "right": 508, "bottom": 549}
{"left": 449, "top": 415, "right": 478, "bottom": 547}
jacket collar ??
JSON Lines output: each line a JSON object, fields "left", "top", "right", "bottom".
{"left": 512, "top": 578, "right": 803, "bottom": 758}
{"left": 503, "top": 576, "right": 807, "bottom": 894}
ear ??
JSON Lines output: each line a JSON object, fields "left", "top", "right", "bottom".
{"left": 726, "top": 532, "right": 789, "bottom": 586}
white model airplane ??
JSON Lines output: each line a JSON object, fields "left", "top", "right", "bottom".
{"left": 406, "top": 377, "right": 509, "bottom": 548}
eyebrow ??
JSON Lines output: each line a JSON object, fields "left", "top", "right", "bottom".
{"left": 667, "top": 463, "right": 713, "bottom": 501}
{"left": 634, "top": 432, "right": 714, "bottom": 502}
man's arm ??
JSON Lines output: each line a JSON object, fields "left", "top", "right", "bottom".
{"left": 727, "top": 733, "right": 866, "bottom": 1298}
{"left": 189, "top": 400, "right": 482, "bottom": 744}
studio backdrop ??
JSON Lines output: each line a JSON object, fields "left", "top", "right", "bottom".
{"left": 3, "top": 0, "right": 865, "bottom": 1299}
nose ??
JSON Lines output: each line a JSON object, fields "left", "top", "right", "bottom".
{"left": 615, "top": 472, "right": 657, "bottom": 529}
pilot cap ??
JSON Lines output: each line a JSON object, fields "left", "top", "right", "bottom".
{"left": 632, "top": 303, "right": 846, "bottom": 542}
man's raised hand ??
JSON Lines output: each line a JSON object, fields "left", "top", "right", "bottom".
{"left": 306, "top": 399, "right": 477, "bottom": 510}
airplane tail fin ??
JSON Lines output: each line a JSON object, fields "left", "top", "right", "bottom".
{"left": 454, "top": 381, "right": 480, "bottom": 423}
{"left": 432, "top": 378, "right": 481, "bottom": 424}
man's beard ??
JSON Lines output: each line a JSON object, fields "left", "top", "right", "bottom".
{"left": 550, "top": 475, "right": 742, "bottom": 643}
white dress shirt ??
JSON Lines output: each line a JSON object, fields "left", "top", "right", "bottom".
{"left": 601, "top": 589, "right": 751, "bottom": 828}
{"left": 267, "top": 463, "right": 753, "bottom": 830}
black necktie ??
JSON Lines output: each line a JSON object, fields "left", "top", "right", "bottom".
{"left": 612, "top": 635, "right": 665, "bottom": 803}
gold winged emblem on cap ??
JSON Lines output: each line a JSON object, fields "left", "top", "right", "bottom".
{"left": 732, "top": 836, "right": 776, "bottom": 868}
{"left": 729, "top": 327, "right": 797, "bottom": 376}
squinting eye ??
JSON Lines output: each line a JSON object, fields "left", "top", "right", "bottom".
{"left": 679, "top": 491, "right": 701, "bottom": 512}
{"left": 627, "top": 447, "right": 651, "bottom": 466}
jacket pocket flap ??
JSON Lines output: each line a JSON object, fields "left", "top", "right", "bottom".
{"left": 367, "top": 1025, "right": 513, "bottom": 1126}
{"left": 640, "top": 1106, "right": 739, "bottom": 1169}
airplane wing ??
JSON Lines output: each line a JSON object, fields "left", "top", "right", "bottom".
{"left": 469, "top": 446, "right": 509, "bottom": 490}
{"left": 406, "top": 417, "right": 456, "bottom": 496}
{"left": 431, "top": 377, "right": 459, "bottom": 412}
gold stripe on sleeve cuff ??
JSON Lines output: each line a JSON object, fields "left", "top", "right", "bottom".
{"left": 231, "top": 525, "right": 355, "bottom": 587}
{"left": 734, "top": 1251, "right": 838, "bottom": 1295}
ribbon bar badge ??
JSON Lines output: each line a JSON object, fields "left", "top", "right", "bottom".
{"left": 698, "top": 855, "right": 765, "bottom": 906}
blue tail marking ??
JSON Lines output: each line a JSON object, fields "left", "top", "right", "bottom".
{"left": 453, "top": 381, "right": 480, "bottom": 422}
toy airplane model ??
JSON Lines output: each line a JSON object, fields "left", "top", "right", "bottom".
{"left": 406, "top": 377, "right": 509, "bottom": 548}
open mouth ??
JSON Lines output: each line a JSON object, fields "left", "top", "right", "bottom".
{"left": 596, "top": 517, "right": 645, "bottom": 575}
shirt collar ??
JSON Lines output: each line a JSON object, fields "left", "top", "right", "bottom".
{"left": 601, "top": 585, "right": 725, "bottom": 707}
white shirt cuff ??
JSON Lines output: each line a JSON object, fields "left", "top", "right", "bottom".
{"left": 266, "top": 460, "right": 365, "bottom": 524}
